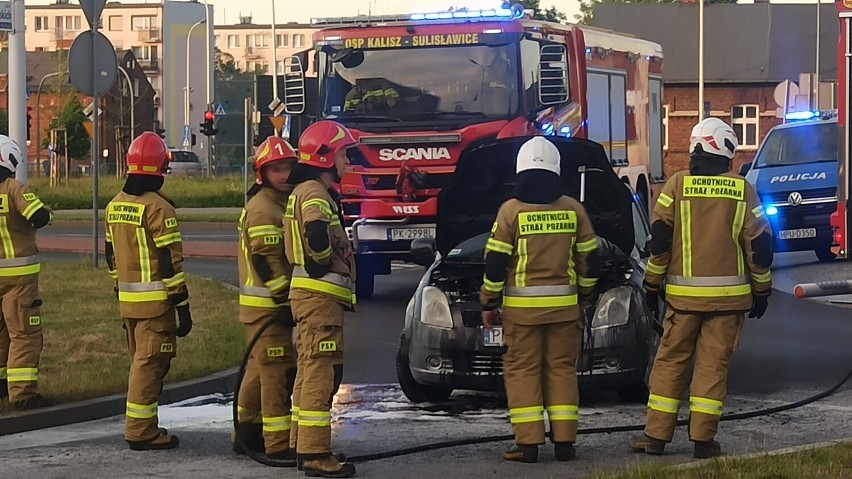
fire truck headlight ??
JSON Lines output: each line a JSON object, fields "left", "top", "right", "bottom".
{"left": 766, "top": 205, "right": 778, "bottom": 216}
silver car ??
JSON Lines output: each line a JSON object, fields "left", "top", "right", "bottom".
{"left": 396, "top": 136, "right": 660, "bottom": 404}
{"left": 167, "top": 149, "right": 202, "bottom": 177}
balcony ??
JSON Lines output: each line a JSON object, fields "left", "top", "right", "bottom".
{"left": 137, "top": 27, "right": 161, "bottom": 43}
{"left": 244, "top": 46, "right": 264, "bottom": 59}
{"left": 138, "top": 58, "right": 159, "bottom": 71}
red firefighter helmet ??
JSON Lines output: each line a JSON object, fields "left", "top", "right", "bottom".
{"left": 254, "top": 136, "right": 298, "bottom": 184}
{"left": 297, "top": 120, "right": 357, "bottom": 169}
{"left": 126, "top": 131, "right": 170, "bottom": 177}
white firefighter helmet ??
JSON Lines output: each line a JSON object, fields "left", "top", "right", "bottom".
{"left": 516, "top": 136, "right": 561, "bottom": 175}
{"left": 688, "top": 117, "right": 739, "bottom": 159}
{"left": 0, "top": 135, "right": 23, "bottom": 175}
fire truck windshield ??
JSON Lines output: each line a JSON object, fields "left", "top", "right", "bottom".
{"left": 753, "top": 121, "right": 837, "bottom": 168}
{"left": 320, "top": 43, "right": 521, "bottom": 123}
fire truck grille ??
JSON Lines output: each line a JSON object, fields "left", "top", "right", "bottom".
{"left": 362, "top": 173, "right": 454, "bottom": 191}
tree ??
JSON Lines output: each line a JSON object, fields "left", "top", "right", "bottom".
{"left": 0, "top": 109, "right": 8, "bottom": 136}
{"left": 43, "top": 98, "right": 91, "bottom": 161}
{"left": 579, "top": 0, "right": 736, "bottom": 25}
{"left": 502, "top": 0, "right": 569, "bottom": 23}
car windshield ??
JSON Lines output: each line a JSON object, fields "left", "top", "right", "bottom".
{"left": 319, "top": 43, "right": 521, "bottom": 123}
{"left": 753, "top": 122, "right": 837, "bottom": 168}
{"left": 170, "top": 151, "right": 199, "bottom": 163}
{"left": 444, "top": 233, "right": 488, "bottom": 262}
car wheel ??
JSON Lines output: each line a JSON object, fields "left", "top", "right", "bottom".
{"left": 396, "top": 333, "right": 453, "bottom": 403}
{"left": 815, "top": 246, "right": 837, "bottom": 263}
{"left": 617, "top": 381, "right": 650, "bottom": 404}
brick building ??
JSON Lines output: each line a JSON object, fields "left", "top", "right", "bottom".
{"left": 592, "top": 2, "right": 838, "bottom": 177}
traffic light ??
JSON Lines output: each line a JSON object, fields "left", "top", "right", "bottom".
{"left": 26, "top": 106, "right": 32, "bottom": 141}
{"left": 156, "top": 127, "right": 166, "bottom": 139}
{"left": 200, "top": 109, "right": 218, "bottom": 137}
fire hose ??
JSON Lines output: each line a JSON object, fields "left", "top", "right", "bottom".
{"left": 234, "top": 311, "right": 852, "bottom": 466}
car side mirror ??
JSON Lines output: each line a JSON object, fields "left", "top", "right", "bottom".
{"left": 410, "top": 238, "right": 437, "bottom": 267}
{"left": 738, "top": 162, "right": 752, "bottom": 176}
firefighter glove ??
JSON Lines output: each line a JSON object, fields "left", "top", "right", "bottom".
{"left": 304, "top": 259, "right": 331, "bottom": 279}
{"left": 176, "top": 305, "right": 193, "bottom": 337}
{"left": 645, "top": 289, "right": 662, "bottom": 318}
{"left": 748, "top": 295, "right": 769, "bottom": 319}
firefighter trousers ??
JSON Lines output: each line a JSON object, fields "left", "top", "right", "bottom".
{"left": 0, "top": 281, "right": 43, "bottom": 403}
{"left": 645, "top": 310, "right": 745, "bottom": 443}
{"left": 503, "top": 318, "right": 582, "bottom": 445}
{"left": 237, "top": 314, "right": 297, "bottom": 454}
{"left": 124, "top": 311, "right": 176, "bottom": 442}
{"left": 289, "top": 293, "right": 345, "bottom": 455}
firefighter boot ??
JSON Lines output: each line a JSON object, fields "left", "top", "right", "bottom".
{"left": 266, "top": 448, "right": 297, "bottom": 467}
{"left": 628, "top": 435, "right": 666, "bottom": 455}
{"left": 9, "top": 393, "right": 54, "bottom": 411}
{"left": 502, "top": 444, "right": 538, "bottom": 463}
{"left": 298, "top": 453, "right": 347, "bottom": 471}
{"left": 693, "top": 440, "right": 722, "bottom": 459}
{"left": 554, "top": 442, "right": 576, "bottom": 461}
{"left": 231, "top": 423, "right": 265, "bottom": 455}
{"left": 301, "top": 453, "right": 356, "bottom": 478}
{"left": 127, "top": 432, "right": 180, "bottom": 451}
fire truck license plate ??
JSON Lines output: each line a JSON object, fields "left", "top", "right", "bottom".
{"left": 778, "top": 228, "right": 816, "bottom": 240}
{"left": 388, "top": 227, "right": 436, "bottom": 241}
{"left": 481, "top": 326, "right": 504, "bottom": 347}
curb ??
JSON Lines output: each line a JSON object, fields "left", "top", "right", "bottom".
{"left": 0, "top": 367, "right": 238, "bottom": 437}
{"left": 671, "top": 437, "right": 852, "bottom": 470}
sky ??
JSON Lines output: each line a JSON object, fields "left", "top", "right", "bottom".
{"left": 23, "top": 0, "right": 831, "bottom": 26}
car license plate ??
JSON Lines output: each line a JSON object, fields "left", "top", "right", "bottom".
{"left": 481, "top": 326, "right": 504, "bottom": 347}
{"left": 388, "top": 227, "right": 436, "bottom": 241}
{"left": 778, "top": 228, "right": 816, "bottom": 240}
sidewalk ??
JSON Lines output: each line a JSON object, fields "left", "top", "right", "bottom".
{"left": 37, "top": 234, "right": 237, "bottom": 259}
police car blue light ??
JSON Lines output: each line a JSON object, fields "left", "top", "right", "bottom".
{"left": 784, "top": 111, "right": 818, "bottom": 121}
{"left": 765, "top": 205, "right": 778, "bottom": 216}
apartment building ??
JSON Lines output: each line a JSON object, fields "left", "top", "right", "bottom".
{"left": 215, "top": 16, "right": 318, "bottom": 76}
{"left": 24, "top": 0, "right": 213, "bottom": 153}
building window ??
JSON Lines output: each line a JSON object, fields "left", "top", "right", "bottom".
{"left": 109, "top": 15, "right": 123, "bottom": 31}
{"left": 132, "top": 45, "right": 158, "bottom": 62}
{"left": 663, "top": 104, "right": 669, "bottom": 151}
{"left": 731, "top": 104, "right": 759, "bottom": 149}
{"left": 131, "top": 15, "right": 155, "bottom": 31}
{"left": 246, "top": 34, "right": 268, "bottom": 47}
{"left": 293, "top": 34, "right": 305, "bottom": 47}
{"left": 54, "top": 15, "right": 82, "bottom": 31}
{"left": 247, "top": 61, "right": 269, "bottom": 73}
{"left": 276, "top": 34, "right": 288, "bottom": 47}
{"left": 34, "top": 16, "right": 49, "bottom": 32}
{"left": 227, "top": 35, "right": 240, "bottom": 48}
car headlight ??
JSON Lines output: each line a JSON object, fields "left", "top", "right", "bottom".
{"left": 591, "top": 287, "right": 630, "bottom": 329}
{"left": 419, "top": 286, "right": 453, "bottom": 329}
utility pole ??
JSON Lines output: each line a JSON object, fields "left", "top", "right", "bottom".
{"left": 9, "top": 0, "right": 28, "bottom": 183}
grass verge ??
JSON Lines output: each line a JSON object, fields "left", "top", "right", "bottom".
{"left": 594, "top": 443, "right": 852, "bottom": 479}
{"left": 0, "top": 260, "right": 241, "bottom": 409}
{"left": 28, "top": 175, "right": 248, "bottom": 209}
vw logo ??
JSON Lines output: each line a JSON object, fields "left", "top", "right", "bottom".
{"left": 788, "top": 192, "right": 803, "bottom": 206}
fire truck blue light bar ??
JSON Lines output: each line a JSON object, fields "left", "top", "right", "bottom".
{"left": 410, "top": 7, "right": 522, "bottom": 21}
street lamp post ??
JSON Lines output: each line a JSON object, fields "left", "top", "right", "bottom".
{"left": 36, "top": 72, "right": 62, "bottom": 176}
{"left": 698, "top": 0, "right": 705, "bottom": 121}
{"left": 201, "top": 0, "right": 212, "bottom": 177}
{"left": 184, "top": 18, "right": 206, "bottom": 150}
{"left": 117, "top": 66, "right": 135, "bottom": 141}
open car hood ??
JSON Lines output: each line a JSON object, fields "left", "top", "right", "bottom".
{"left": 436, "top": 136, "right": 635, "bottom": 257}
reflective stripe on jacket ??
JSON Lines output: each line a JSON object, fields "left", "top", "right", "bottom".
{"left": 644, "top": 171, "right": 772, "bottom": 312}
{"left": 0, "top": 178, "right": 48, "bottom": 284}
{"left": 105, "top": 191, "right": 186, "bottom": 318}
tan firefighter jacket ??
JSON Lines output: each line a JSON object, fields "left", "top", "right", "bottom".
{"left": 238, "top": 187, "right": 292, "bottom": 322}
{"left": 105, "top": 191, "right": 187, "bottom": 319}
{"left": 480, "top": 196, "right": 598, "bottom": 326}
{"left": 284, "top": 179, "right": 356, "bottom": 309}
{"left": 645, "top": 171, "right": 772, "bottom": 313}
{"left": 0, "top": 178, "right": 50, "bottom": 285}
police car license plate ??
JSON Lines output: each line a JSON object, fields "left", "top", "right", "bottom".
{"left": 778, "top": 228, "right": 816, "bottom": 240}
{"left": 481, "top": 326, "right": 504, "bottom": 347}
{"left": 388, "top": 227, "right": 436, "bottom": 241}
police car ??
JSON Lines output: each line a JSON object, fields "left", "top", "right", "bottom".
{"left": 741, "top": 115, "right": 838, "bottom": 262}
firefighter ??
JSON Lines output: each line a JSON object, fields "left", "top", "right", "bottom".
{"left": 283, "top": 120, "right": 357, "bottom": 478}
{"left": 0, "top": 135, "right": 53, "bottom": 410}
{"left": 232, "top": 136, "right": 299, "bottom": 463}
{"left": 628, "top": 118, "right": 773, "bottom": 458}
{"left": 480, "top": 137, "right": 599, "bottom": 463}
{"left": 105, "top": 131, "right": 192, "bottom": 451}
{"left": 344, "top": 81, "right": 399, "bottom": 112}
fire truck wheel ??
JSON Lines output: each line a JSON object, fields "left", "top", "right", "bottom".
{"left": 356, "top": 271, "right": 375, "bottom": 299}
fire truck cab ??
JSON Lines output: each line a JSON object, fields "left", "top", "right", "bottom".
{"left": 283, "top": 4, "right": 664, "bottom": 298}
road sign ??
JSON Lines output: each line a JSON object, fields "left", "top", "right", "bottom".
{"left": 213, "top": 102, "right": 227, "bottom": 117}
{"left": 268, "top": 97, "right": 285, "bottom": 116}
{"left": 0, "top": 2, "right": 12, "bottom": 32}
{"left": 83, "top": 120, "right": 94, "bottom": 138}
{"left": 269, "top": 115, "right": 285, "bottom": 135}
{"left": 68, "top": 31, "right": 118, "bottom": 97}
{"left": 79, "top": 0, "right": 107, "bottom": 30}
{"left": 83, "top": 101, "right": 103, "bottom": 119}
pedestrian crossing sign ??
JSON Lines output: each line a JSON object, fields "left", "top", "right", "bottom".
{"left": 213, "top": 103, "right": 227, "bottom": 117}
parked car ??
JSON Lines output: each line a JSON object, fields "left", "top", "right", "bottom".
{"left": 396, "top": 136, "right": 660, "bottom": 404}
{"left": 167, "top": 149, "right": 202, "bottom": 177}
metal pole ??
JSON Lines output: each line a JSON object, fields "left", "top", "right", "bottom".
{"left": 203, "top": 0, "right": 212, "bottom": 177}
{"left": 36, "top": 72, "right": 61, "bottom": 178}
{"left": 92, "top": 24, "right": 100, "bottom": 266}
{"left": 815, "top": 0, "right": 821, "bottom": 111}
{"left": 184, "top": 19, "right": 205, "bottom": 150}
{"left": 698, "top": 0, "right": 705, "bottom": 122}
{"left": 244, "top": 97, "right": 251, "bottom": 205}
{"left": 9, "top": 0, "right": 27, "bottom": 183}
{"left": 271, "top": 0, "right": 278, "bottom": 100}
{"left": 117, "top": 66, "right": 135, "bottom": 141}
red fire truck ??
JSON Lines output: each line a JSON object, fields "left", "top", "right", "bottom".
{"left": 283, "top": 4, "right": 665, "bottom": 298}
{"left": 833, "top": 1, "right": 852, "bottom": 258}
